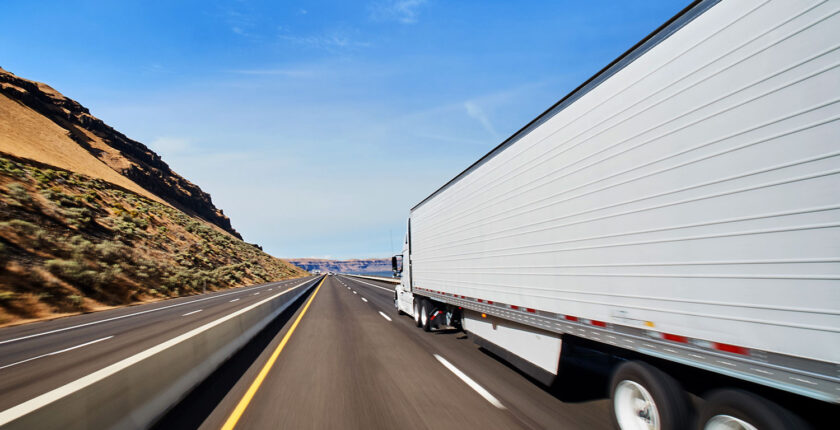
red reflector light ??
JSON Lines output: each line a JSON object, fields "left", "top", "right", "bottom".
{"left": 477, "top": 299, "right": 484, "bottom": 303}
{"left": 662, "top": 333, "right": 688, "bottom": 343}
{"left": 565, "top": 315, "right": 578, "bottom": 321}
{"left": 715, "top": 343, "right": 749, "bottom": 355}
{"left": 526, "top": 308, "right": 536, "bottom": 313}
{"left": 591, "top": 320, "right": 606, "bottom": 327}
{"left": 510, "top": 305, "right": 519, "bottom": 310}
{"left": 487, "top": 301, "right": 494, "bottom": 305}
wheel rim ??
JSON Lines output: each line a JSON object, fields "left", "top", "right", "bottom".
{"left": 704, "top": 415, "right": 757, "bottom": 430}
{"left": 420, "top": 304, "right": 428, "bottom": 326}
{"left": 614, "top": 380, "right": 660, "bottom": 430}
{"left": 414, "top": 303, "right": 420, "bottom": 322}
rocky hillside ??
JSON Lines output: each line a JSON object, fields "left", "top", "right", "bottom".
{"left": 0, "top": 67, "right": 239, "bottom": 237}
{"left": 0, "top": 68, "right": 308, "bottom": 326}
{"left": 288, "top": 258, "right": 392, "bottom": 275}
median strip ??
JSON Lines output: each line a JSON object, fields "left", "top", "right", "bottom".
{"left": 0, "top": 279, "right": 314, "bottom": 427}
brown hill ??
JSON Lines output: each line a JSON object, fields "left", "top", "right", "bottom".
{"left": 0, "top": 67, "right": 239, "bottom": 238}
{"left": 288, "top": 258, "right": 392, "bottom": 275}
{"left": 0, "top": 68, "right": 308, "bottom": 326}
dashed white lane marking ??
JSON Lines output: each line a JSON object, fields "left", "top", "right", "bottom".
{"left": 253, "top": 293, "right": 260, "bottom": 296}
{"left": 353, "top": 291, "right": 357, "bottom": 295}
{"left": 361, "top": 298, "right": 368, "bottom": 303}
{"left": 230, "top": 299, "right": 240, "bottom": 303}
{"left": 0, "top": 336, "right": 114, "bottom": 371}
{"left": 378, "top": 312, "right": 392, "bottom": 322}
{"left": 433, "top": 354, "right": 505, "bottom": 409}
{"left": 182, "top": 309, "right": 203, "bottom": 317}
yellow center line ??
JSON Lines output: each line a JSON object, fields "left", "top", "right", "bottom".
{"left": 221, "top": 276, "right": 326, "bottom": 430}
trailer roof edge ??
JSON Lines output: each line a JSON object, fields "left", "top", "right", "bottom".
{"left": 411, "top": 0, "right": 721, "bottom": 213}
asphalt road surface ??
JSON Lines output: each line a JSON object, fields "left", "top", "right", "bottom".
{"left": 0, "top": 275, "right": 318, "bottom": 413}
{"left": 196, "top": 275, "right": 611, "bottom": 430}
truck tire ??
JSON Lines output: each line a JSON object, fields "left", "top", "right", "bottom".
{"left": 421, "top": 299, "right": 432, "bottom": 332}
{"left": 610, "top": 361, "right": 692, "bottom": 430}
{"left": 413, "top": 300, "right": 422, "bottom": 327}
{"left": 697, "top": 389, "right": 809, "bottom": 430}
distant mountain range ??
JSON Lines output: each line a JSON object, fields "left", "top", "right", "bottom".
{"left": 287, "top": 258, "right": 392, "bottom": 274}
{"left": 0, "top": 67, "right": 306, "bottom": 326}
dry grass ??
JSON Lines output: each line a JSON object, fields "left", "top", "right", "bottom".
{"left": 0, "top": 154, "right": 307, "bottom": 327}
{"left": 0, "top": 93, "right": 165, "bottom": 204}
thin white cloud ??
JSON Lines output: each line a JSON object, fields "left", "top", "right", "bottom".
{"left": 463, "top": 101, "right": 499, "bottom": 138}
{"left": 369, "top": 0, "right": 428, "bottom": 24}
{"left": 278, "top": 31, "right": 370, "bottom": 51}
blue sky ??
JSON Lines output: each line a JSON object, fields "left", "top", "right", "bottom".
{"left": 1, "top": 0, "right": 688, "bottom": 259}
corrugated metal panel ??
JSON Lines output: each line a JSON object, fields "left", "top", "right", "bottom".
{"left": 411, "top": 0, "right": 840, "bottom": 367}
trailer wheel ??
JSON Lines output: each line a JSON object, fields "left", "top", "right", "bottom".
{"left": 413, "top": 300, "right": 422, "bottom": 327}
{"left": 698, "top": 389, "right": 808, "bottom": 430}
{"left": 610, "top": 361, "right": 691, "bottom": 430}
{"left": 420, "top": 299, "right": 432, "bottom": 332}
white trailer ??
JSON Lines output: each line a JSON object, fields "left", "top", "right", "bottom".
{"left": 392, "top": 0, "right": 840, "bottom": 428}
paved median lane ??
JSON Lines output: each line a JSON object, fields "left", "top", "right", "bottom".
{"left": 202, "top": 276, "right": 522, "bottom": 429}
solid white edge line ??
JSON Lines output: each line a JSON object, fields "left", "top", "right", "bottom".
{"left": 181, "top": 310, "right": 203, "bottom": 317}
{"left": 0, "top": 276, "right": 316, "bottom": 346}
{"left": 0, "top": 279, "right": 315, "bottom": 425}
{"left": 345, "top": 277, "right": 395, "bottom": 293}
{"left": 378, "top": 312, "right": 392, "bottom": 322}
{"left": 0, "top": 336, "right": 114, "bottom": 371}
{"left": 361, "top": 298, "right": 368, "bottom": 303}
{"left": 433, "top": 354, "right": 505, "bottom": 409}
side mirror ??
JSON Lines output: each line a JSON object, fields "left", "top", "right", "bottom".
{"left": 391, "top": 255, "right": 403, "bottom": 274}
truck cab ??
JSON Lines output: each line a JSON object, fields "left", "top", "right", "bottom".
{"left": 392, "top": 234, "right": 414, "bottom": 316}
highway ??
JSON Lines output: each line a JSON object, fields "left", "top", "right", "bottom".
{"left": 191, "top": 275, "right": 611, "bottom": 430}
{"left": 0, "top": 274, "right": 612, "bottom": 429}
{"left": 0, "top": 276, "right": 318, "bottom": 414}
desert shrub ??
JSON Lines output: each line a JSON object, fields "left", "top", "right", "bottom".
{"left": 66, "top": 294, "right": 84, "bottom": 308}
{"left": 45, "top": 259, "right": 99, "bottom": 290}
{"left": 63, "top": 207, "right": 94, "bottom": 228}
{"left": 68, "top": 235, "right": 93, "bottom": 259}
{"left": 0, "top": 291, "right": 15, "bottom": 302}
{"left": 0, "top": 158, "right": 25, "bottom": 177}
{"left": 0, "top": 219, "right": 50, "bottom": 249}
{"left": 6, "top": 183, "right": 32, "bottom": 207}
{"left": 96, "top": 241, "right": 127, "bottom": 263}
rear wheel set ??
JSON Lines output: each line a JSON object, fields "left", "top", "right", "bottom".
{"left": 609, "top": 361, "right": 808, "bottom": 430}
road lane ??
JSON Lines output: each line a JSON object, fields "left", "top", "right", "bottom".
{"left": 200, "top": 275, "right": 525, "bottom": 429}
{"left": 0, "top": 276, "right": 318, "bottom": 412}
{"left": 338, "top": 274, "right": 612, "bottom": 430}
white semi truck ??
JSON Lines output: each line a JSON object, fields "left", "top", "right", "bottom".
{"left": 391, "top": 0, "right": 839, "bottom": 428}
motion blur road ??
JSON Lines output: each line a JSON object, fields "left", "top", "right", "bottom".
{"left": 0, "top": 276, "right": 318, "bottom": 413}
{"left": 196, "top": 275, "right": 611, "bottom": 429}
